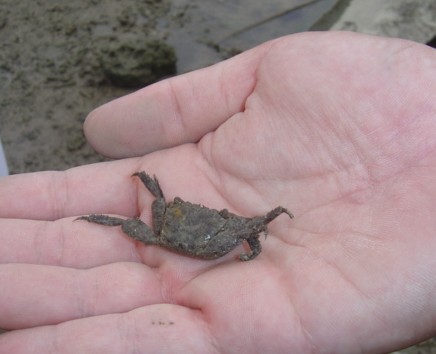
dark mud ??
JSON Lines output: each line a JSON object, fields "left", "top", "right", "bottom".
{"left": 0, "top": 0, "right": 176, "bottom": 173}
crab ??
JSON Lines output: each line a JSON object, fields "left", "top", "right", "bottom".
{"left": 77, "top": 171, "right": 293, "bottom": 261}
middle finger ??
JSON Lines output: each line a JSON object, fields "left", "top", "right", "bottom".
{"left": 0, "top": 217, "right": 141, "bottom": 268}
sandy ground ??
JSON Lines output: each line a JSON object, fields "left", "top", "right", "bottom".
{"left": 0, "top": 0, "right": 174, "bottom": 173}
{"left": 332, "top": 0, "right": 436, "bottom": 43}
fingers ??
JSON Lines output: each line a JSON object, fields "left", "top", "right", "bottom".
{"left": 84, "top": 42, "right": 272, "bottom": 158}
{"left": 0, "top": 305, "right": 212, "bottom": 353}
{"left": 0, "top": 262, "right": 161, "bottom": 330}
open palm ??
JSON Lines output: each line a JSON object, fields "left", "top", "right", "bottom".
{"left": 1, "top": 32, "right": 435, "bottom": 353}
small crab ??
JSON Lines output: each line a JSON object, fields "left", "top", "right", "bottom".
{"left": 77, "top": 171, "right": 293, "bottom": 261}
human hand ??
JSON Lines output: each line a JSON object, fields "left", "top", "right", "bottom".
{"left": 1, "top": 31, "right": 436, "bottom": 353}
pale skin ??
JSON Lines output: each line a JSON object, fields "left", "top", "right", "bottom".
{"left": 0, "top": 31, "right": 435, "bottom": 353}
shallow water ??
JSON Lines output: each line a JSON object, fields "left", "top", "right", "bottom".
{"left": 164, "top": 0, "right": 338, "bottom": 72}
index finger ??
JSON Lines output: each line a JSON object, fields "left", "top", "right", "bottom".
{"left": 84, "top": 41, "right": 273, "bottom": 158}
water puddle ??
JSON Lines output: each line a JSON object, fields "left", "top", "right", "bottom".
{"left": 162, "top": 0, "right": 338, "bottom": 72}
